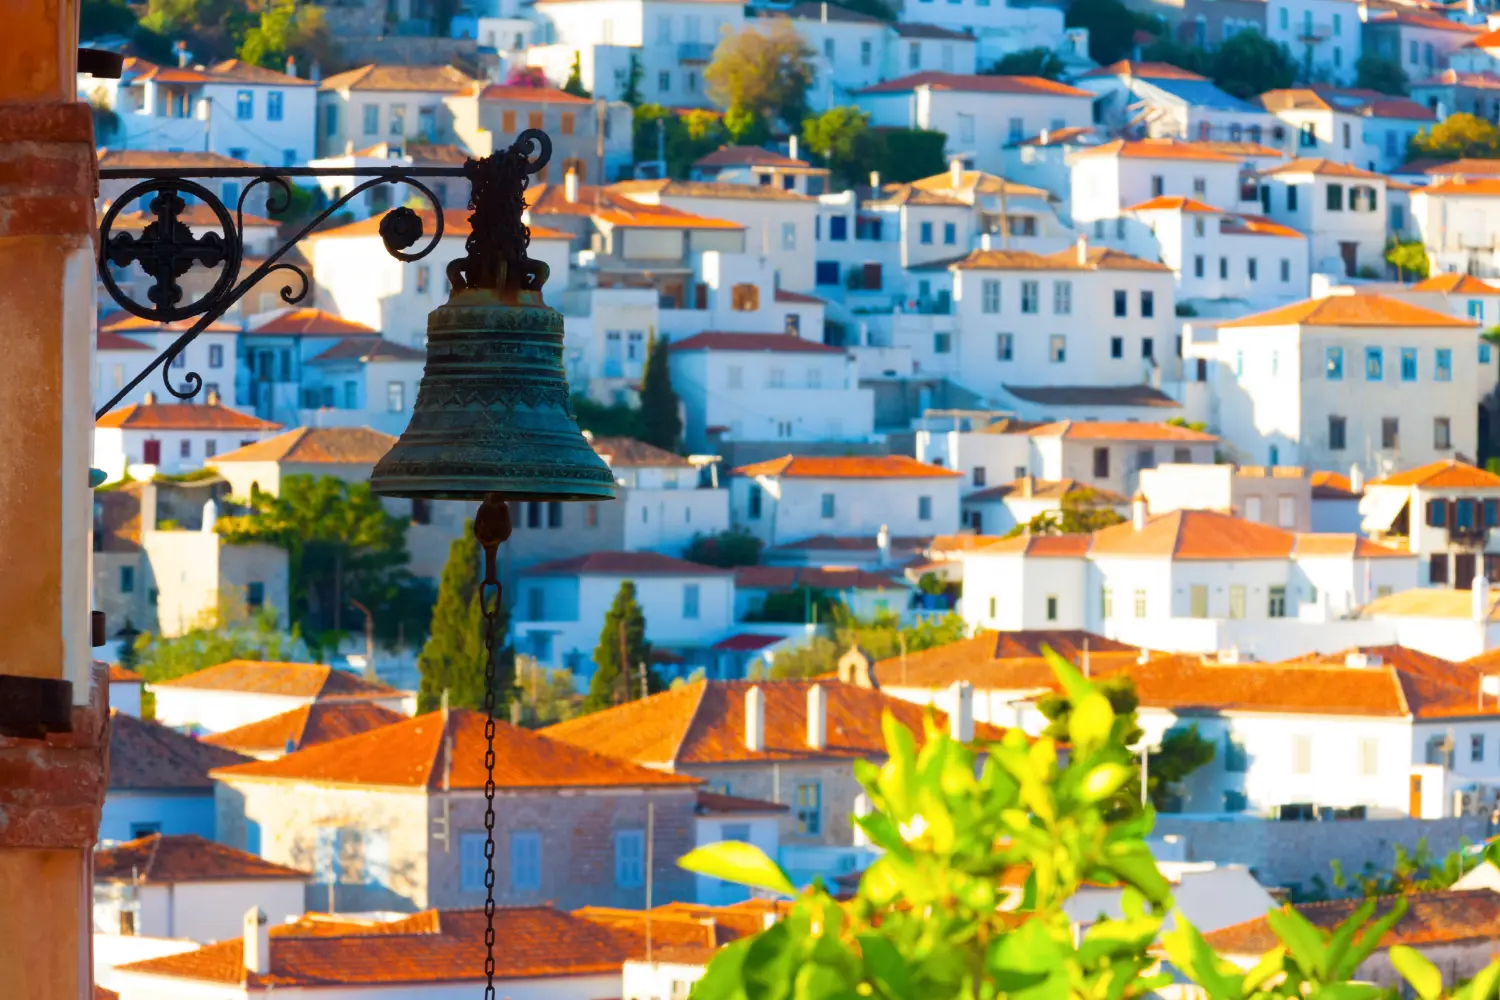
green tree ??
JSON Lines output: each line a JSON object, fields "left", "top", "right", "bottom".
{"left": 583, "top": 581, "right": 654, "bottom": 712}
{"left": 1387, "top": 238, "right": 1430, "bottom": 280}
{"left": 415, "top": 523, "right": 513, "bottom": 714}
{"left": 860, "top": 127, "right": 948, "bottom": 184}
{"left": 839, "top": 0, "right": 896, "bottom": 18}
{"left": 1066, "top": 0, "right": 1139, "bottom": 65}
{"left": 1139, "top": 38, "right": 1215, "bottom": 77}
{"left": 571, "top": 394, "right": 645, "bottom": 439}
{"left": 801, "top": 106, "right": 871, "bottom": 187}
{"left": 1330, "top": 839, "right": 1480, "bottom": 899}
{"left": 705, "top": 22, "right": 816, "bottom": 135}
{"left": 760, "top": 610, "right": 969, "bottom": 679}
{"left": 985, "top": 47, "right": 1066, "bottom": 79}
{"left": 131, "top": 606, "right": 308, "bottom": 684}
{"left": 1357, "top": 54, "right": 1410, "bottom": 96}
{"left": 238, "top": 0, "right": 334, "bottom": 73}
{"left": 632, "top": 104, "right": 729, "bottom": 178}
{"left": 514, "top": 655, "right": 580, "bottom": 726}
{"left": 1004, "top": 487, "right": 1128, "bottom": 537}
{"left": 638, "top": 333, "right": 682, "bottom": 451}
{"left": 216, "top": 475, "right": 419, "bottom": 651}
{"left": 685, "top": 529, "right": 763, "bottom": 568}
{"left": 1409, "top": 112, "right": 1500, "bottom": 161}
{"left": 562, "top": 51, "right": 590, "bottom": 97}
{"left": 1166, "top": 417, "right": 1208, "bottom": 431}
{"left": 81, "top": 0, "right": 138, "bottom": 39}
{"left": 1209, "top": 30, "right": 1295, "bottom": 99}
{"left": 745, "top": 587, "right": 845, "bottom": 624}
{"left": 622, "top": 52, "right": 644, "bottom": 105}
{"left": 679, "top": 648, "right": 1500, "bottom": 1000}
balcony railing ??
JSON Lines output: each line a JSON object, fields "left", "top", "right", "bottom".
{"left": 678, "top": 42, "right": 716, "bottom": 63}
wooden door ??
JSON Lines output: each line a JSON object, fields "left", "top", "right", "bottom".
{"left": 1409, "top": 773, "right": 1423, "bottom": 817}
{"left": 1457, "top": 552, "right": 1477, "bottom": 590}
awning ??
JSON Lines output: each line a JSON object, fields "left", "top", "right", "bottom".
{"left": 1359, "top": 488, "right": 1410, "bottom": 534}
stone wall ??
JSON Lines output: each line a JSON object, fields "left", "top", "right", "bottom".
{"left": 682, "top": 760, "right": 867, "bottom": 848}
{"left": 1153, "top": 815, "right": 1496, "bottom": 891}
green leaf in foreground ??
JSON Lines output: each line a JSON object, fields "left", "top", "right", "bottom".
{"left": 678, "top": 840, "right": 797, "bottom": 897}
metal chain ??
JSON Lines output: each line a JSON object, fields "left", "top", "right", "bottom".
{"left": 472, "top": 496, "right": 512, "bottom": 1000}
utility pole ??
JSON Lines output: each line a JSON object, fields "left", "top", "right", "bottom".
{"left": 618, "top": 619, "right": 629, "bottom": 705}
{"left": 645, "top": 800, "right": 655, "bottom": 962}
{"left": 350, "top": 599, "right": 376, "bottom": 681}
{"left": 639, "top": 660, "right": 649, "bottom": 699}
{"left": 655, "top": 116, "right": 666, "bottom": 178}
{"left": 595, "top": 97, "right": 607, "bottom": 185}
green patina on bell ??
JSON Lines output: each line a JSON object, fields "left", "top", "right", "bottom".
{"left": 370, "top": 131, "right": 615, "bottom": 503}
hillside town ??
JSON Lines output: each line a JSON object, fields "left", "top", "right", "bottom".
{"left": 19, "top": 0, "right": 1500, "bottom": 992}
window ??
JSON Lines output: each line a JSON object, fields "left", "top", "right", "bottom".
{"left": 387, "top": 381, "right": 405, "bottom": 413}
{"left": 1365, "top": 347, "right": 1383, "bottom": 381}
{"left": 1225, "top": 735, "right": 1249, "bottom": 772}
{"left": 1327, "top": 183, "right": 1344, "bottom": 211}
{"left": 323, "top": 103, "right": 338, "bottom": 137}
{"left": 526, "top": 502, "right": 542, "bottom": 529}
{"left": 501, "top": 110, "right": 516, "bottom": 133}
{"left": 1193, "top": 255, "right": 1205, "bottom": 278}
{"left": 829, "top": 216, "right": 848, "bottom": 241}
{"left": 1436, "top": 348, "right": 1453, "bottom": 382}
{"left": 1400, "top": 347, "right": 1417, "bottom": 381}
{"left": 1133, "top": 589, "right": 1147, "bottom": 618}
{"left": 1435, "top": 417, "right": 1452, "bottom": 449}
{"left": 943, "top": 222, "right": 956, "bottom": 245}
{"left": 235, "top": 90, "right": 253, "bottom": 120}
{"left": 246, "top": 582, "right": 265, "bottom": 608}
{"left": 504, "top": 830, "right": 542, "bottom": 891}
{"left": 683, "top": 583, "right": 700, "bottom": 619}
{"left": 1021, "top": 281, "right": 1039, "bottom": 313}
{"left": 615, "top": 830, "right": 645, "bottom": 888}
{"left": 1359, "top": 738, "right": 1379, "bottom": 777}
{"left": 919, "top": 221, "right": 933, "bottom": 244}
{"left": 1093, "top": 447, "right": 1109, "bottom": 478}
{"left": 981, "top": 280, "right": 1000, "bottom": 313}
{"left": 1140, "top": 290, "right": 1154, "bottom": 317}
{"left": 860, "top": 39, "right": 872, "bottom": 65}
{"left": 1246, "top": 496, "right": 1263, "bottom": 522}
{"left": 731, "top": 283, "right": 759, "bottom": 311}
{"left": 459, "top": 832, "right": 490, "bottom": 892}
{"left": 972, "top": 466, "right": 987, "bottom": 487}
{"left": 794, "top": 782, "right": 822, "bottom": 834}
{"left": 918, "top": 495, "right": 933, "bottom": 520}
{"left": 1048, "top": 335, "right": 1066, "bottom": 363}
{"left": 1113, "top": 289, "right": 1127, "bottom": 317}
{"left": 1291, "top": 735, "right": 1312, "bottom": 774}
{"left": 1326, "top": 346, "right": 1343, "bottom": 380}
{"left": 658, "top": 71, "right": 671, "bottom": 93}
{"left": 777, "top": 220, "right": 796, "bottom": 251}
{"left": 1428, "top": 499, "right": 1447, "bottom": 527}
{"left": 1287, "top": 184, "right": 1298, "bottom": 211}
{"left": 412, "top": 498, "right": 432, "bottom": 526}
{"left": 1110, "top": 337, "right": 1123, "bottom": 359}
{"left": 815, "top": 261, "right": 839, "bottom": 285}
{"left": 1228, "top": 584, "right": 1246, "bottom": 620}
{"left": 996, "top": 333, "right": 1013, "bottom": 360}
{"left": 1053, "top": 281, "right": 1072, "bottom": 315}
{"left": 747, "top": 484, "right": 762, "bottom": 519}
{"left": 1045, "top": 595, "right": 1059, "bottom": 621}
{"left": 1151, "top": 175, "right": 1164, "bottom": 197}
{"left": 560, "top": 111, "right": 575, "bottom": 136}
{"left": 1248, "top": 257, "right": 1258, "bottom": 281}
{"left": 908, "top": 42, "right": 920, "bottom": 68}
{"left": 208, "top": 344, "right": 223, "bottom": 368}
{"left": 1431, "top": 554, "right": 1450, "bottom": 584}
{"left": 120, "top": 565, "right": 135, "bottom": 594}
{"left": 1382, "top": 417, "right": 1399, "bottom": 450}
{"left": 1281, "top": 258, "right": 1291, "bottom": 282}
{"left": 1142, "top": 338, "right": 1154, "bottom": 359}
{"left": 820, "top": 493, "right": 836, "bottom": 519}
{"left": 416, "top": 265, "right": 430, "bottom": 294}
{"left": 805, "top": 367, "right": 820, "bottom": 388}
{"left": 266, "top": 90, "right": 283, "bottom": 122}
{"left": 343, "top": 381, "right": 358, "bottom": 409}
{"left": 1219, "top": 256, "right": 1229, "bottom": 280}
{"left": 389, "top": 105, "right": 405, "bottom": 136}
{"left": 585, "top": 504, "right": 599, "bottom": 528}
{"left": 1007, "top": 117, "right": 1023, "bottom": 143}
{"left": 1189, "top": 584, "right": 1208, "bottom": 618}
{"left": 1268, "top": 586, "right": 1287, "bottom": 618}
{"left": 1474, "top": 734, "right": 1486, "bottom": 763}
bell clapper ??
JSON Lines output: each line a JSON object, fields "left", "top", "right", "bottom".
{"left": 473, "top": 492, "right": 514, "bottom": 595}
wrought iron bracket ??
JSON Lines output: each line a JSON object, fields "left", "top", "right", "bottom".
{"left": 93, "top": 142, "right": 551, "bottom": 421}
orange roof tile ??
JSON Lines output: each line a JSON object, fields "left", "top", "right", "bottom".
{"left": 1365, "top": 588, "right": 1500, "bottom": 622}
{"left": 108, "top": 664, "right": 143, "bottom": 682}
{"left": 1081, "top": 60, "right": 1208, "bottom": 81}
{"left": 732, "top": 455, "right": 960, "bottom": 479}
{"left": 1311, "top": 469, "right": 1358, "bottom": 498}
{"left": 1204, "top": 891, "right": 1500, "bottom": 956}
{"left": 855, "top": 71, "right": 1091, "bottom": 98}
{"left": 524, "top": 551, "right": 732, "bottom": 576}
{"left": 249, "top": 309, "right": 377, "bottom": 336}
{"left": 319, "top": 64, "right": 475, "bottom": 93}
{"left": 1290, "top": 534, "right": 1412, "bottom": 558}
{"left": 154, "top": 661, "right": 400, "bottom": 697}
{"left": 1262, "top": 157, "right": 1387, "bottom": 179}
{"left": 208, "top": 427, "right": 396, "bottom": 465}
{"left": 874, "top": 631, "right": 1138, "bottom": 689}
{"left": 1283, "top": 644, "right": 1477, "bottom": 686}
{"left": 1220, "top": 214, "right": 1305, "bottom": 239}
{"left": 101, "top": 313, "right": 240, "bottom": 334}
{"left": 96, "top": 834, "right": 307, "bottom": 883}
{"left": 975, "top": 533, "right": 1093, "bottom": 557}
{"left": 475, "top": 84, "right": 592, "bottom": 103}
{"left": 696, "top": 790, "right": 789, "bottom": 814}
{"left": 1126, "top": 195, "right": 1222, "bottom": 213}
{"left": 1370, "top": 459, "right": 1500, "bottom": 489}
{"left": 99, "top": 149, "right": 254, "bottom": 170}
{"left": 115, "top": 906, "right": 636, "bottom": 988}
{"left": 1026, "top": 420, "right": 1216, "bottom": 442}
{"left": 1425, "top": 158, "right": 1500, "bottom": 177}
{"left": 94, "top": 402, "right": 281, "bottom": 432}
{"left": 1073, "top": 138, "right": 1239, "bottom": 162}
{"left": 112, "top": 203, "right": 278, "bottom": 229}
{"left": 953, "top": 245, "right": 1171, "bottom": 272}
{"left": 667, "top": 332, "right": 843, "bottom": 354}
{"left": 1218, "top": 294, "right": 1476, "bottom": 328}
{"left": 694, "top": 145, "right": 812, "bottom": 169}
{"left": 1089, "top": 508, "right": 1296, "bottom": 560}
{"left": 96, "top": 329, "right": 153, "bottom": 351}
{"left": 967, "top": 478, "right": 1129, "bottom": 504}
{"left": 109, "top": 712, "right": 251, "bottom": 791}
{"left": 214, "top": 709, "right": 700, "bottom": 790}
{"left": 542, "top": 679, "right": 1005, "bottom": 766}
{"left": 1194, "top": 141, "right": 1286, "bottom": 159}
{"left": 612, "top": 178, "right": 815, "bottom": 203}
{"left": 1413, "top": 273, "right": 1500, "bottom": 294}
{"left": 1420, "top": 177, "right": 1500, "bottom": 196}
{"left": 591, "top": 436, "right": 693, "bottom": 468}
{"left": 202, "top": 701, "right": 407, "bottom": 755}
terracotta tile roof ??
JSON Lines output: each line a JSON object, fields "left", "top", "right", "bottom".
{"left": 694, "top": 145, "right": 811, "bottom": 169}
{"left": 1003, "top": 384, "right": 1180, "bottom": 408}
{"left": 94, "top": 402, "right": 281, "bottom": 432}
{"left": 1218, "top": 293, "right": 1476, "bottom": 328}
{"left": 215, "top": 708, "right": 699, "bottom": 790}
{"left": 967, "top": 478, "right": 1129, "bottom": 504}
{"left": 1264, "top": 158, "right": 1387, "bottom": 180}
{"left": 612, "top": 178, "right": 814, "bottom": 203}
{"left": 95, "top": 987, "right": 118, "bottom": 1000}
{"left": 109, "top": 665, "right": 144, "bottom": 682}
{"left": 970, "top": 533, "right": 1093, "bottom": 557}
{"left": 1195, "top": 141, "right": 1285, "bottom": 159}
{"left": 1016, "top": 126, "right": 1096, "bottom": 147}
{"left": 310, "top": 336, "right": 425, "bottom": 362}
{"left": 109, "top": 711, "right": 251, "bottom": 791}
{"left": 856, "top": 71, "right": 1090, "bottom": 97}
{"left": 869, "top": 183, "right": 969, "bottom": 207}
{"left": 101, "top": 313, "right": 240, "bottom": 335}
{"left": 953, "top": 245, "right": 1172, "bottom": 272}
{"left": 1413, "top": 273, "right": 1500, "bottom": 293}
{"left": 1291, "top": 533, "right": 1411, "bottom": 558}
{"left": 1126, "top": 195, "right": 1222, "bottom": 213}
{"left": 733, "top": 566, "right": 906, "bottom": 590}
{"left": 1088, "top": 508, "right": 1296, "bottom": 559}
{"left": 1221, "top": 213, "right": 1305, "bottom": 238}
{"left": 207, "top": 426, "right": 397, "bottom": 465}
{"left": 927, "top": 533, "right": 1010, "bottom": 552}
{"left": 1073, "top": 138, "right": 1239, "bottom": 162}
{"left": 1426, "top": 158, "right": 1500, "bottom": 177}
{"left": 1371, "top": 10, "right": 1482, "bottom": 31}
{"left": 311, "top": 210, "right": 573, "bottom": 241}
{"left": 1259, "top": 86, "right": 1436, "bottom": 120}
{"left": 774, "top": 288, "right": 825, "bottom": 304}
{"left": 1365, "top": 587, "right": 1500, "bottom": 622}
{"left": 98, "top": 149, "right": 254, "bottom": 170}
{"left": 876, "top": 630, "right": 1140, "bottom": 689}
{"left": 96, "top": 329, "right": 153, "bottom": 351}
{"left": 247, "top": 308, "right": 378, "bottom": 336}
{"left": 1420, "top": 177, "right": 1500, "bottom": 196}
{"left": 1414, "top": 68, "right": 1500, "bottom": 90}
{"left": 201, "top": 701, "right": 407, "bottom": 755}
{"left": 525, "top": 551, "right": 732, "bottom": 577}
{"left": 591, "top": 435, "right": 693, "bottom": 468}
{"left": 710, "top": 633, "right": 788, "bottom": 652}
{"left": 319, "top": 64, "right": 475, "bottom": 93}
{"left": 152, "top": 661, "right": 400, "bottom": 697}
{"left": 1204, "top": 890, "right": 1500, "bottom": 955}
{"left": 769, "top": 533, "right": 930, "bottom": 552}
{"left": 116, "top": 906, "right": 636, "bottom": 987}
{"left": 892, "top": 21, "right": 973, "bottom": 38}
{"left": 1311, "top": 470, "right": 1358, "bottom": 498}
{"left": 96, "top": 833, "right": 307, "bottom": 883}
{"left": 112, "top": 203, "right": 278, "bottom": 229}
{"left": 475, "top": 84, "right": 593, "bottom": 103}
{"left": 526, "top": 182, "right": 724, "bottom": 226}
{"left": 667, "top": 331, "right": 844, "bottom": 353}
{"left": 1283, "top": 644, "right": 1478, "bottom": 691}
{"left": 1027, "top": 420, "right": 1216, "bottom": 442}
{"left": 542, "top": 679, "right": 1006, "bottom": 766}
{"left": 696, "top": 790, "right": 789, "bottom": 814}
{"left": 909, "top": 170, "right": 1050, "bottom": 198}
{"left": 1370, "top": 459, "right": 1500, "bottom": 488}
{"left": 733, "top": 454, "right": 959, "bottom": 479}
{"left": 1081, "top": 60, "right": 1208, "bottom": 80}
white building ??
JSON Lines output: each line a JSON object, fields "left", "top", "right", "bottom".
{"left": 1258, "top": 87, "right": 1436, "bottom": 174}
{"left": 591, "top": 436, "right": 732, "bottom": 553}
{"left": 730, "top": 454, "right": 961, "bottom": 546}
{"left": 298, "top": 336, "right": 426, "bottom": 436}
{"left": 1204, "top": 293, "right": 1481, "bottom": 474}
{"left": 93, "top": 395, "right": 283, "bottom": 481}
{"left": 1140, "top": 462, "right": 1316, "bottom": 532}
{"left": 315, "top": 64, "right": 474, "bottom": 158}
{"left": 511, "top": 551, "right": 736, "bottom": 676}
{"left": 961, "top": 477, "right": 1129, "bottom": 536}
{"left": 855, "top": 72, "right": 1093, "bottom": 177}
{"left": 94, "top": 316, "right": 242, "bottom": 416}
{"left": 83, "top": 57, "right": 317, "bottom": 167}
{"left": 1409, "top": 177, "right": 1500, "bottom": 279}
{"left": 1360, "top": 459, "right": 1500, "bottom": 589}
{"left": 1069, "top": 138, "right": 1258, "bottom": 227}
{"left": 691, "top": 142, "right": 833, "bottom": 195}
{"left": 1075, "top": 62, "right": 1279, "bottom": 145}
{"left": 305, "top": 143, "right": 471, "bottom": 221}
{"left": 150, "top": 660, "right": 407, "bottom": 734}
{"left": 1366, "top": 11, "right": 1485, "bottom": 82}
{"left": 1265, "top": 0, "right": 1364, "bottom": 86}
{"left": 1258, "top": 158, "right": 1391, "bottom": 278}
{"left": 666, "top": 332, "right": 875, "bottom": 452}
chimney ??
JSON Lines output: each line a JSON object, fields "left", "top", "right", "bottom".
{"left": 947, "top": 680, "right": 974, "bottom": 742}
{"left": 949, "top": 158, "right": 963, "bottom": 189}
{"left": 1476, "top": 572, "right": 1491, "bottom": 623}
{"left": 1349, "top": 463, "right": 1365, "bottom": 494}
{"left": 285, "top": 55, "right": 297, "bottom": 78}
{"left": 744, "top": 686, "right": 765, "bottom": 752}
{"left": 564, "top": 166, "right": 580, "bottom": 203}
{"left": 345, "top": 138, "right": 355, "bottom": 155}
{"left": 980, "top": 231, "right": 993, "bottom": 250}
{"left": 788, "top": 135, "right": 799, "bottom": 161}
{"left": 837, "top": 646, "right": 878, "bottom": 688}
{"left": 143, "top": 390, "right": 157, "bottom": 405}
{"left": 821, "top": 0, "right": 828, "bottom": 20}
{"left": 1075, "top": 233, "right": 1089, "bottom": 266}
{"left": 869, "top": 170, "right": 880, "bottom": 190}
{"left": 806, "top": 684, "right": 827, "bottom": 750}
{"left": 243, "top": 907, "right": 269, "bottom": 975}
{"left": 1132, "top": 491, "right": 1148, "bottom": 531}
{"left": 1039, "top": 127, "right": 1050, "bottom": 146}
{"left": 310, "top": 58, "right": 322, "bottom": 84}
{"left": 201, "top": 498, "right": 218, "bottom": 533}
{"left": 174, "top": 40, "right": 190, "bottom": 68}
{"left": 876, "top": 524, "right": 890, "bottom": 567}
{"left": 1020, "top": 474, "right": 1033, "bottom": 499}
{"left": 206, "top": 388, "right": 220, "bottom": 406}
{"left": 139, "top": 481, "right": 159, "bottom": 533}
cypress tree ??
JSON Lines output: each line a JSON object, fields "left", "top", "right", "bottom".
{"left": 562, "top": 51, "right": 591, "bottom": 97}
{"left": 583, "top": 581, "right": 652, "bottom": 713}
{"left": 417, "top": 522, "right": 513, "bottom": 714}
{"left": 638, "top": 333, "right": 682, "bottom": 452}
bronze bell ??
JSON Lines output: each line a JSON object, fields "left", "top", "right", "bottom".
{"left": 370, "top": 130, "right": 615, "bottom": 503}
